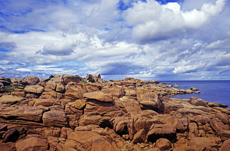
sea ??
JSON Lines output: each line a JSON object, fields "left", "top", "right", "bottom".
{"left": 159, "top": 80, "right": 230, "bottom": 108}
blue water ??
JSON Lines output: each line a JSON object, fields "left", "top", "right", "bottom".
{"left": 159, "top": 81, "right": 230, "bottom": 108}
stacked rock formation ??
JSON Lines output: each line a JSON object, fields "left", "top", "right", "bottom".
{"left": 0, "top": 75, "right": 229, "bottom": 151}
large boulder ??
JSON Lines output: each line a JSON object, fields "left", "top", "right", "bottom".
{"left": 189, "top": 137, "right": 221, "bottom": 151}
{"left": 119, "top": 96, "right": 142, "bottom": 118}
{"left": 101, "top": 86, "right": 125, "bottom": 98}
{"left": 210, "top": 117, "right": 230, "bottom": 140}
{"left": 84, "top": 99, "right": 119, "bottom": 113}
{"left": 210, "top": 117, "right": 228, "bottom": 133}
{"left": 189, "top": 97, "right": 208, "bottom": 107}
{"left": 0, "top": 142, "right": 16, "bottom": 151}
{"left": 220, "top": 139, "right": 230, "bottom": 151}
{"left": 78, "top": 114, "right": 102, "bottom": 126}
{"left": 155, "top": 138, "right": 172, "bottom": 151}
{"left": 83, "top": 91, "right": 113, "bottom": 102}
{"left": 73, "top": 99, "right": 86, "bottom": 109}
{"left": 16, "top": 136, "right": 48, "bottom": 151}
{"left": 45, "top": 75, "right": 65, "bottom": 92}
{"left": 86, "top": 83, "right": 102, "bottom": 92}
{"left": 43, "top": 111, "right": 67, "bottom": 127}
{"left": 62, "top": 74, "right": 81, "bottom": 85}
{"left": 23, "top": 76, "right": 40, "bottom": 85}
{"left": 0, "top": 106, "right": 44, "bottom": 122}
{"left": 0, "top": 82, "right": 5, "bottom": 92}
{"left": 24, "top": 85, "right": 44, "bottom": 94}
{"left": 33, "top": 99, "right": 58, "bottom": 107}
{"left": 163, "top": 116, "right": 188, "bottom": 132}
{"left": 147, "top": 124, "right": 176, "bottom": 142}
{"left": 136, "top": 89, "right": 162, "bottom": 111}
{"left": 63, "top": 131, "right": 119, "bottom": 151}
{"left": 0, "top": 76, "right": 11, "bottom": 86}
{"left": 132, "top": 129, "right": 146, "bottom": 144}
{"left": 65, "top": 83, "right": 86, "bottom": 99}
{"left": 39, "top": 90, "right": 63, "bottom": 99}
{"left": 10, "top": 78, "right": 23, "bottom": 85}
{"left": 111, "top": 116, "right": 131, "bottom": 135}
{"left": 0, "top": 95, "right": 24, "bottom": 104}
{"left": 189, "top": 122, "right": 199, "bottom": 138}
{"left": 2, "top": 128, "right": 19, "bottom": 142}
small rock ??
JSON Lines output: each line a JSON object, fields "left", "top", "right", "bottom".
{"left": 2, "top": 128, "right": 19, "bottom": 142}
{"left": 155, "top": 138, "right": 172, "bottom": 151}
{"left": 190, "top": 87, "right": 199, "bottom": 91}
{"left": 73, "top": 99, "right": 86, "bottom": 109}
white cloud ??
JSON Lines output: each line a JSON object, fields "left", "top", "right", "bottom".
{"left": 206, "top": 40, "right": 224, "bottom": 49}
{"left": 0, "top": 0, "right": 230, "bottom": 80}
{"left": 123, "top": 0, "right": 226, "bottom": 42}
{"left": 16, "top": 68, "right": 32, "bottom": 72}
{"left": 42, "top": 39, "right": 76, "bottom": 56}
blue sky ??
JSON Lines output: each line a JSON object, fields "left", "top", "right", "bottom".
{"left": 0, "top": 0, "right": 230, "bottom": 80}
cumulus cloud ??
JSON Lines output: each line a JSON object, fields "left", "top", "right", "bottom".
{"left": 0, "top": 0, "right": 229, "bottom": 80}
{"left": 42, "top": 39, "right": 76, "bottom": 56}
{"left": 123, "top": 0, "right": 226, "bottom": 42}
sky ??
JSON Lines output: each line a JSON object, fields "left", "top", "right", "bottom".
{"left": 0, "top": 0, "right": 230, "bottom": 81}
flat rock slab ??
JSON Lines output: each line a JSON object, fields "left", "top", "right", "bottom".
{"left": 189, "top": 137, "right": 221, "bottom": 150}
{"left": 16, "top": 137, "right": 48, "bottom": 151}
{"left": 147, "top": 124, "right": 176, "bottom": 142}
{"left": 0, "top": 106, "right": 43, "bottom": 122}
{"left": 42, "top": 111, "right": 67, "bottom": 127}
{"left": 0, "top": 95, "right": 24, "bottom": 104}
{"left": 78, "top": 114, "right": 102, "bottom": 126}
{"left": 83, "top": 91, "right": 113, "bottom": 102}
{"left": 33, "top": 99, "right": 58, "bottom": 107}
{"left": 64, "top": 131, "right": 119, "bottom": 151}
{"left": 24, "top": 85, "right": 44, "bottom": 94}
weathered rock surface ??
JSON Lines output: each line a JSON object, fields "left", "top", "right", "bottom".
{"left": 0, "top": 106, "right": 43, "bottom": 122}
{"left": 0, "top": 95, "right": 24, "bottom": 104}
{"left": 189, "top": 97, "right": 208, "bottom": 107}
{"left": 147, "top": 124, "right": 176, "bottom": 142}
{"left": 84, "top": 91, "right": 113, "bottom": 102}
{"left": 220, "top": 139, "right": 230, "bottom": 151}
{"left": 137, "top": 89, "right": 162, "bottom": 111}
{"left": 16, "top": 136, "right": 48, "bottom": 151}
{"left": 43, "top": 111, "right": 67, "bottom": 127}
{"left": 24, "top": 85, "right": 44, "bottom": 94}
{"left": 0, "top": 74, "right": 229, "bottom": 151}
{"left": 23, "top": 76, "right": 40, "bottom": 85}
{"left": 65, "top": 83, "right": 86, "bottom": 99}
{"left": 155, "top": 138, "right": 172, "bottom": 151}
{"left": 0, "top": 76, "right": 11, "bottom": 86}
{"left": 63, "top": 130, "right": 119, "bottom": 151}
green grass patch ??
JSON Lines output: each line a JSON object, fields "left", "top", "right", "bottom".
{"left": 4, "top": 84, "right": 21, "bottom": 92}
{"left": 80, "top": 81, "right": 87, "bottom": 83}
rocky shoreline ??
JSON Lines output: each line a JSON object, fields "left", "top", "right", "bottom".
{"left": 0, "top": 75, "right": 230, "bottom": 151}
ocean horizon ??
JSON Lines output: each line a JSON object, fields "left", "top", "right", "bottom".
{"left": 159, "top": 80, "right": 230, "bottom": 108}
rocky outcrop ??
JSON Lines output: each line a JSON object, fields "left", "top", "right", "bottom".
{"left": 0, "top": 106, "right": 44, "bottom": 122}
{"left": 0, "top": 76, "right": 11, "bottom": 86}
{"left": 24, "top": 85, "right": 44, "bottom": 94}
{"left": 23, "top": 76, "right": 40, "bottom": 85}
{"left": 0, "top": 74, "right": 229, "bottom": 151}
{"left": 84, "top": 91, "right": 113, "bottom": 102}
{"left": 43, "top": 111, "right": 67, "bottom": 127}
{"left": 136, "top": 89, "right": 163, "bottom": 111}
